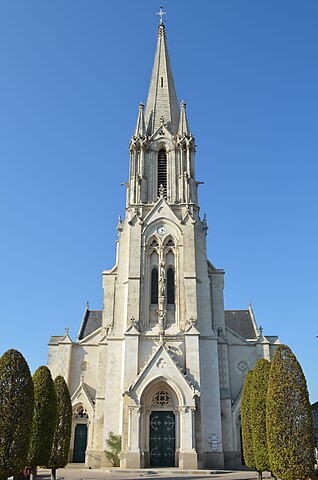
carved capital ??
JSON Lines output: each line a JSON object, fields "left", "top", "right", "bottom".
{"left": 178, "top": 406, "right": 187, "bottom": 414}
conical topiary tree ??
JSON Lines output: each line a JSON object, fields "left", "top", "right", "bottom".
{"left": 240, "top": 369, "right": 255, "bottom": 469}
{"left": 250, "top": 358, "right": 271, "bottom": 476}
{"left": 45, "top": 376, "right": 72, "bottom": 480}
{"left": 0, "top": 349, "right": 34, "bottom": 479}
{"left": 27, "top": 366, "right": 57, "bottom": 479}
{"left": 266, "top": 344, "right": 315, "bottom": 480}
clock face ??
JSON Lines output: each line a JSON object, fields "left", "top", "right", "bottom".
{"left": 157, "top": 226, "right": 166, "bottom": 235}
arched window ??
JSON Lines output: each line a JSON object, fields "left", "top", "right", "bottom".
{"left": 167, "top": 267, "right": 175, "bottom": 304}
{"left": 151, "top": 268, "right": 158, "bottom": 304}
{"left": 74, "top": 405, "right": 89, "bottom": 419}
{"left": 158, "top": 149, "right": 167, "bottom": 197}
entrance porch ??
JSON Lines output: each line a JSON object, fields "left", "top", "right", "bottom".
{"left": 120, "top": 379, "right": 198, "bottom": 469}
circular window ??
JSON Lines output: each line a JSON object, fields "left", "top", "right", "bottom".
{"left": 153, "top": 390, "right": 171, "bottom": 406}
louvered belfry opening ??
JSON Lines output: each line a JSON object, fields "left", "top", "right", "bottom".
{"left": 157, "top": 149, "right": 167, "bottom": 197}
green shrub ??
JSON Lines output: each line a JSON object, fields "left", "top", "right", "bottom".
{"left": 0, "top": 349, "right": 34, "bottom": 479}
{"left": 105, "top": 432, "right": 122, "bottom": 467}
{"left": 266, "top": 344, "right": 315, "bottom": 480}
{"left": 45, "top": 376, "right": 72, "bottom": 480}
{"left": 241, "top": 369, "right": 255, "bottom": 468}
{"left": 250, "top": 358, "right": 271, "bottom": 473}
{"left": 27, "top": 366, "right": 57, "bottom": 471}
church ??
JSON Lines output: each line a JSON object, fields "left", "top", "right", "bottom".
{"left": 48, "top": 12, "right": 279, "bottom": 470}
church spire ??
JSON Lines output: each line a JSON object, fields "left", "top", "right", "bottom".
{"left": 145, "top": 20, "right": 180, "bottom": 135}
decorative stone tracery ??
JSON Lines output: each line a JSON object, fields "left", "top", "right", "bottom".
{"left": 146, "top": 234, "right": 177, "bottom": 330}
{"left": 73, "top": 405, "right": 89, "bottom": 419}
{"left": 153, "top": 390, "right": 171, "bottom": 406}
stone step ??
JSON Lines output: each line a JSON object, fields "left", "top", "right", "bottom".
{"left": 103, "top": 468, "right": 234, "bottom": 475}
{"left": 65, "top": 464, "right": 87, "bottom": 469}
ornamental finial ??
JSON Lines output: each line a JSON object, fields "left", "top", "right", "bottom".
{"left": 159, "top": 184, "right": 165, "bottom": 197}
{"left": 156, "top": 6, "right": 166, "bottom": 24}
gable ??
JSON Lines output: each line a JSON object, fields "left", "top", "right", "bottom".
{"left": 142, "top": 197, "right": 181, "bottom": 234}
{"left": 71, "top": 381, "right": 95, "bottom": 418}
{"left": 124, "top": 344, "right": 198, "bottom": 406}
{"left": 150, "top": 124, "right": 175, "bottom": 143}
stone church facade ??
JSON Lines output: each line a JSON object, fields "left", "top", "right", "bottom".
{"left": 48, "top": 19, "right": 279, "bottom": 469}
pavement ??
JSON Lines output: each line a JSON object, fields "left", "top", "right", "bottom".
{"left": 36, "top": 467, "right": 270, "bottom": 480}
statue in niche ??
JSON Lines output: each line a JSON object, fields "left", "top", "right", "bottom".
{"left": 159, "top": 264, "right": 166, "bottom": 297}
{"left": 157, "top": 254, "right": 166, "bottom": 331}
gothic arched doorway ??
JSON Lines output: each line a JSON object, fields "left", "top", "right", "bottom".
{"left": 72, "top": 405, "right": 89, "bottom": 463}
{"left": 122, "top": 359, "right": 198, "bottom": 469}
{"left": 140, "top": 381, "right": 180, "bottom": 468}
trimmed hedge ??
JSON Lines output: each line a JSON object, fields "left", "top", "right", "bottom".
{"left": 241, "top": 369, "right": 255, "bottom": 468}
{"left": 266, "top": 344, "right": 315, "bottom": 480}
{"left": 250, "top": 358, "right": 271, "bottom": 472}
{"left": 27, "top": 366, "right": 57, "bottom": 468}
{"left": 0, "top": 349, "right": 34, "bottom": 478}
{"left": 45, "top": 376, "right": 72, "bottom": 473}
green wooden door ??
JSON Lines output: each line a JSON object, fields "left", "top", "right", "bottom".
{"left": 150, "top": 411, "right": 175, "bottom": 467}
{"left": 73, "top": 423, "right": 87, "bottom": 463}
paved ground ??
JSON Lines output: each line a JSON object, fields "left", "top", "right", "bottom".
{"left": 37, "top": 467, "right": 269, "bottom": 480}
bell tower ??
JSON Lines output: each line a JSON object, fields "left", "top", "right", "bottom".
{"left": 127, "top": 22, "right": 198, "bottom": 208}
{"left": 100, "top": 13, "right": 225, "bottom": 469}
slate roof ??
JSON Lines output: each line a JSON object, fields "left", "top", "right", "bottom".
{"left": 224, "top": 310, "right": 258, "bottom": 339}
{"left": 78, "top": 309, "right": 102, "bottom": 340}
{"left": 77, "top": 309, "right": 258, "bottom": 341}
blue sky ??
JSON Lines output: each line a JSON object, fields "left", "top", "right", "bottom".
{"left": 1, "top": 1, "right": 317, "bottom": 401}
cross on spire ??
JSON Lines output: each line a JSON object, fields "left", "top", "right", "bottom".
{"left": 156, "top": 6, "right": 166, "bottom": 24}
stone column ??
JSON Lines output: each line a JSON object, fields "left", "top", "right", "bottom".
{"left": 190, "top": 407, "right": 196, "bottom": 450}
{"left": 178, "top": 407, "right": 198, "bottom": 469}
{"left": 121, "top": 406, "right": 141, "bottom": 468}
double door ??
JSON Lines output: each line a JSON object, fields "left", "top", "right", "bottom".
{"left": 149, "top": 411, "right": 175, "bottom": 467}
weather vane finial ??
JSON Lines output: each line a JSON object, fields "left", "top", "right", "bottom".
{"left": 156, "top": 6, "right": 166, "bottom": 24}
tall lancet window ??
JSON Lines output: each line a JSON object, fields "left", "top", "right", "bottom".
{"left": 151, "top": 268, "right": 158, "bottom": 305}
{"left": 167, "top": 267, "right": 175, "bottom": 304}
{"left": 158, "top": 149, "right": 167, "bottom": 197}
